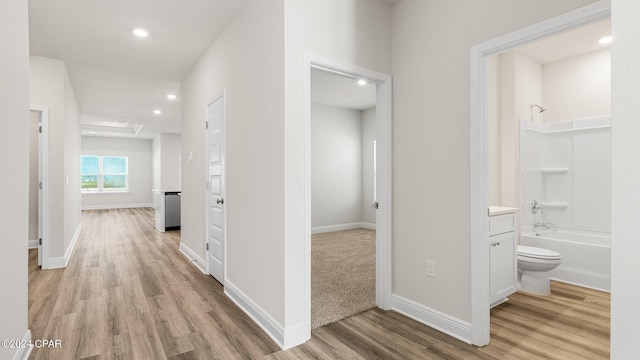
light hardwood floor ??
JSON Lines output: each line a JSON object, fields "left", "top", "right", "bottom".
{"left": 28, "top": 208, "right": 609, "bottom": 359}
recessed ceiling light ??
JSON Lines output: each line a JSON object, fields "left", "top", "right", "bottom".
{"left": 153, "top": 110, "right": 162, "bottom": 115}
{"left": 133, "top": 28, "right": 149, "bottom": 38}
{"left": 598, "top": 36, "right": 612, "bottom": 44}
{"left": 166, "top": 94, "right": 177, "bottom": 100}
{"left": 357, "top": 79, "right": 367, "bottom": 86}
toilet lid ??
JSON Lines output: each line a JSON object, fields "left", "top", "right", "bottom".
{"left": 517, "top": 245, "right": 561, "bottom": 260}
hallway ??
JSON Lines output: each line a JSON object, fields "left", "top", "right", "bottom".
{"left": 28, "top": 208, "right": 280, "bottom": 359}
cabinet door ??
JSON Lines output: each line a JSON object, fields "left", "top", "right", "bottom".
{"left": 490, "top": 231, "right": 517, "bottom": 304}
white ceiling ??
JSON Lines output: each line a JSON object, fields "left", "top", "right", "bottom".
{"left": 28, "top": 0, "right": 249, "bottom": 139}
{"left": 517, "top": 18, "right": 611, "bottom": 64}
{"left": 311, "top": 69, "right": 376, "bottom": 111}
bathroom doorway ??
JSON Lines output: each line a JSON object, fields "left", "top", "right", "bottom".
{"left": 469, "top": 2, "right": 611, "bottom": 346}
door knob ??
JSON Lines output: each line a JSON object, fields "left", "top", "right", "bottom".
{"left": 216, "top": 198, "right": 224, "bottom": 204}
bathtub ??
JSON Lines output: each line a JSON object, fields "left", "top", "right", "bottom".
{"left": 520, "top": 229, "right": 611, "bottom": 292}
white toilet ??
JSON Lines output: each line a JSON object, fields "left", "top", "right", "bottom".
{"left": 517, "top": 245, "right": 562, "bottom": 296}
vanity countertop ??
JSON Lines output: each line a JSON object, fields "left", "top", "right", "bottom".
{"left": 488, "top": 206, "right": 519, "bottom": 217}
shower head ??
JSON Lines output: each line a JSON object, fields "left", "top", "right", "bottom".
{"left": 531, "top": 104, "right": 546, "bottom": 113}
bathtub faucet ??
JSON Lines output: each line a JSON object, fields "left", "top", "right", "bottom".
{"left": 533, "top": 221, "right": 552, "bottom": 231}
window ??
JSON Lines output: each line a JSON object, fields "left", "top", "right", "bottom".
{"left": 81, "top": 156, "right": 128, "bottom": 192}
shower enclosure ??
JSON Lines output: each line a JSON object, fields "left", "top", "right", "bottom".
{"left": 520, "top": 116, "right": 611, "bottom": 291}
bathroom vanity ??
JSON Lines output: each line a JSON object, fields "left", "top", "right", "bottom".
{"left": 488, "top": 206, "right": 518, "bottom": 307}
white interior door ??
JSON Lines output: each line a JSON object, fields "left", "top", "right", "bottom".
{"left": 206, "top": 95, "right": 225, "bottom": 284}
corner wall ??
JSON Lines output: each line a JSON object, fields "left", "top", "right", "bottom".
{"left": 391, "top": 0, "right": 599, "bottom": 330}
{"left": 0, "top": 1, "right": 30, "bottom": 359}
{"left": 30, "top": 56, "right": 82, "bottom": 266}
{"left": 283, "top": 0, "right": 392, "bottom": 344}
{"left": 180, "top": 0, "right": 286, "bottom": 336}
{"left": 611, "top": 0, "right": 640, "bottom": 357}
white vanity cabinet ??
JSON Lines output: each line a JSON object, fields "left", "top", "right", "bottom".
{"left": 488, "top": 208, "right": 518, "bottom": 307}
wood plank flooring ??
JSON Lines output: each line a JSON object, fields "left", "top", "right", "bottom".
{"left": 28, "top": 208, "right": 610, "bottom": 359}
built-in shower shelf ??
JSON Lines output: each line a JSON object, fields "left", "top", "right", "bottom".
{"left": 542, "top": 202, "right": 568, "bottom": 210}
{"left": 540, "top": 168, "right": 569, "bottom": 175}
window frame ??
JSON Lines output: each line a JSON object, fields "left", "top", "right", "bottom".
{"left": 81, "top": 155, "right": 129, "bottom": 193}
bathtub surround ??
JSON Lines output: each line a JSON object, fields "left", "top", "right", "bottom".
{"left": 520, "top": 117, "right": 611, "bottom": 291}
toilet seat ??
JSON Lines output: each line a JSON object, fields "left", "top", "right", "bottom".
{"left": 517, "top": 245, "right": 561, "bottom": 260}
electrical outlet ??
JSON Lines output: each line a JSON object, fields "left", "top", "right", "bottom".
{"left": 427, "top": 260, "right": 436, "bottom": 278}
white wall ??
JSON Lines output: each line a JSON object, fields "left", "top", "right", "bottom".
{"left": 160, "top": 134, "right": 181, "bottom": 191}
{"left": 361, "top": 107, "right": 376, "bottom": 225}
{"left": 391, "top": 0, "right": 598, "bottom": 325}
{"left": 181, "top": 0, "right": 286, "bottom": 331}
{"left": 543, "top": 49, "right": 611, "bottom": 122}
{"left": 611, "top": 0, "right": 640, "bottom": 357}
{"left": 283, "top": 0, "right": 392, "bottom": 339}
{"left": 63, "top": 66, "right": 82, "bottom": 253}
{"left": 81, "top": 136, "right": 153, "bottom": 209}
{"left": 0, "top": 0, "right": 29, "bottom": 358}
{"left": 311, "top": 104, "right": 362, "bottom": 229}
{"left": 152, "top": 133, "right": 181, "bottom": 191}
{"left": 30, "top": 56, "right": 82, "bottom": 262}
{"left": 498, "top": 51, "right": 543, "bottom": 207}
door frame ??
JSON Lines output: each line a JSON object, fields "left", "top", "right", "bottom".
{"left": 204, "top": 91, "right": 227, "bottom": 284}
{"left": 30, "top": 105, "right": 50, "bottom": 269}
{"left": 303, "top": 54, "right": 393, "bottom": 334}
{"left": 469, "top": 1, "right": 611, "bottom": 346}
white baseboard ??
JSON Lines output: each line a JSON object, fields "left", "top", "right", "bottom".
{"left": 179, "top": 242, "right": 207, "bottom": 274}
{"left": 312, "top": 222, "right": 376, "bottom": 234}
{"left": 28, "top": 240, "right": 38, "bottom": 249}
{"left": 12, "top": 329, "right": 32, "bottom": 360}
{"left": 392, "top": 294, "right": 472, "bottom": 344}
{"left": 361, "top": 222, "right": 376, "bottom": 230}
{"left": 224, "top": 281, "right": 308, "bottom": 350}
{"left": 81, "top": 203, "right": 155, "bottom": 210}
{"left": 46, "top": 222, "right": 83, "bottom": 269}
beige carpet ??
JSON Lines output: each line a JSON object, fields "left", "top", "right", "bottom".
{"left": 312, "top": 228, "right": 376, "bottom": 329}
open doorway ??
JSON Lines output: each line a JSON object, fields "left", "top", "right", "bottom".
{"left": 304, "top": 56, "right": 393, "bottom": 336}
{"left": 469, "top": 2, "right": 610, "bottom": 346}
{"left": 309, "top": 68, "right": 377, "bottom": 328}
{"left": 29, "top": 106, "right": 50, "bottom": 269}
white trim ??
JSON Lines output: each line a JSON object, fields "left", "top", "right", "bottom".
{"left": 46, "top": 222, "right": 82, "bottom": 269}
{"left": 31, "top": 105, "right": 49, "bottom": 269}
{"left": 28, "top": 240, "right": 38, "bottom": 249}
{"left": 469, "top": 1, "right": 611, "bottom": 346}
{"left": 12, "top": 329, "right": 32, "bottom": 360}
{"left": 179, "top": 241, "right": 207, "bottom": 274}
{"left": 311, "top": 222, "right": 376, "bottom": 233}
{"left": 303, "top": 53, "right": 393, "bottom": 342}
{"left": 224, "top": 281, "right": 307, "bottom": 350}
{"left": 225, "top": 280, "right": 286, "bottom": 349}
{"left": 392, "top": 294, "right": 472, "bottom": 344}
{"left": 81, "top": 203, "right": 155, "bottom": 211}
